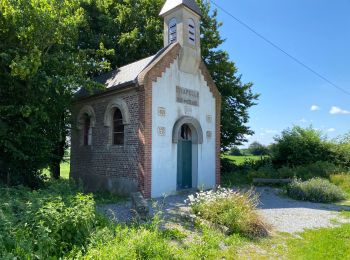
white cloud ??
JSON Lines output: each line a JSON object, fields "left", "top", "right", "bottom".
{"left": 299, "top": 118, "right": 308, "bottom": 123}
{"left": 311, "top": 105, "right": 320, "bottom": 111}
{"left": 265, "top": 129, "right": 278, "bottom": 134}
{"left": 329, "top": 106, "right": 350, "bottom": 115}
{"left": 327, "top": 128, "right": 336, "bottom": 132}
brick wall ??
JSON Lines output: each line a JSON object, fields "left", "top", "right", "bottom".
{"left": 70, "top": 88, "right": 140, "bottom": 195}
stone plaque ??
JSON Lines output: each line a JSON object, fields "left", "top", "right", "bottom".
{"left": 206, "top": 115, "right": 212, "bottom": 123}
{"left": 158, "top": 127, "right": 166, "bottom": 136}
{"left": 158, "top": 107, "right": 166, "bottom": 117}
{"left": 176, "top": 86, "right": 199, "bottom": 106}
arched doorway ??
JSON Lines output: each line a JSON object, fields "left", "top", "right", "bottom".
{"left": 173, "top": 116, "right": 203, "bottom": 190}
{"left": 177, "top": 124, "right": 193, "bottom": 189}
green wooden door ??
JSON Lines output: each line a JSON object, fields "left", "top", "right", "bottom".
{"left": 177, "top": 140, "right": 192, "bottom": 189}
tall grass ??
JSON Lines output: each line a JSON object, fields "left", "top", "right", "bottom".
{"left": 187, "top": 188, "right": 269, "bottom": 238}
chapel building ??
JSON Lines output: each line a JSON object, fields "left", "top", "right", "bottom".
{"left": 70, "top": 0, "right": 221, "bottom": 198}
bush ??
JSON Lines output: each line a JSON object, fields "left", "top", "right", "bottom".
{"left": 271, "top": 126, "right": 333, "bottom": 167}
{"left": 248, "top": 141, "right": 269, "bottom": 156}
{"left": 0, "top": 180, "right": 102, "bottom": 259}
{"left": 221, "top": 157, "right": 240, "bottom": 173}
{"left": 329, "top": 134, "right": 350, "bottom": 169}
{"left": 229, "top": 146, "right": 242, "bottom": 156}
{"left": 248, "top": 161, "right": 343, "bottom": 181}
{"left": 286, "top": 178, "right": 347, "bottom": 203}
{"left": 186, "top": 188, "right": 269, "bottom": 238}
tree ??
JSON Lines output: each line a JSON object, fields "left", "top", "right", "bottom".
{"left": 270, "top": 126, "right": 332, "bottom": 167}
{"left": 1, "top": 0, "right": 258, "bottom": 185}
{"left": 248, "top": 141, "right": 269, "bottom": 156}
{"left": 0, "top": 0, "right": 101, "bottom": 185}
{"left": 229, "top": 146, "right": 242, "bottom": 156}
{"left": 78, "top": 0, "right": 259, "bottom": 147}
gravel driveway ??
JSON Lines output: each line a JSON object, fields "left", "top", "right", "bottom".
{"left": 98, "top": 187, "right": 350, "bottom": 233}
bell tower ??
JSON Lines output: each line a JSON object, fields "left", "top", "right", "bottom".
{"left": 159, "top": 0, "right": 202, "bottom": 74}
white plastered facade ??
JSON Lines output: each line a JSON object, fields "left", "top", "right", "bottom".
{"left": 151, "top": 58, "right": 216, "bottom": 197}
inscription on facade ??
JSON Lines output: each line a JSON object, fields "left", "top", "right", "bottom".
{"left": 158, "top": 107, "right": 166, "bottom": 117}
{"left": 176, "top": 86, "right": 199, "bottom": 106}
{"left": 158, "top": 127, "right": 166, "bottom": 136}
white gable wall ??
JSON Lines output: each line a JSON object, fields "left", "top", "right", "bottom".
{"left": 151, "top": 59, "right": 216, "bottom": 197}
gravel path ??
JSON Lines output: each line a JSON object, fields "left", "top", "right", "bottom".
{"left": 98, "top": 187, "right": 350, "bottom": 233}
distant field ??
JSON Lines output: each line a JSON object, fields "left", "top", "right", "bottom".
{"left": 43, "top": 162, "right": 70, "bottom": 179}
{"left": 222, "top": 154, "right": 267, "bottom": 165}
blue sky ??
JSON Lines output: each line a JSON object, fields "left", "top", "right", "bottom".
{"left": 211, "top": 0, "right": 350, "bottom": 147}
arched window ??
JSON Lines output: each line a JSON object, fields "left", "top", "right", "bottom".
{"left": 168, "top": 18, "right": 177, "bottom": 44}
{"left": 77, "top": 105, "right": 95, "bottom": 146}
{"left": 113, "top": 108, "right": 124, "bottom": 145}
{"left": 83, "top": 114, "right": 92, "bottom": 146}
{"left": 188, "top": 19, "right": 195, "bottom": 45}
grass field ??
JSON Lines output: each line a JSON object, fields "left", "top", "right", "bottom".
{"left": 222, "top": 154, "right": 267, "bottom": 165}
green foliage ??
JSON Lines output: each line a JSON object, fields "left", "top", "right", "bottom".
{"left": 0, "top": 0, "right": 102, "bottom": 185}
{"left": 248, "top": 161, "right": 343, "bottom": 181}
{"left": 248, "top": 141, "right": 269, "bottom": 156}
{"left": 229, "top": 146, "right": 242, "bottom": 156}
{"left": 82, "top": 224, "right": 179, "bottom": 259}
{"left": 287, "top": 178, "right": 347, "bottom": 203}
{"left": 330, "top": 174, "right": 350, "bottom": 197}
{"left": 0, "top": 180, "right": 104, "bottom": 258}
{"left": 79, "top": 0, "right": 258, "bottom": 147}
{"left": 187, "top": 188, "right": 269, "bottom": 238}
{"left": 329, "top": 133, "right": 350, "bottom": 169}
{"left": 1, "top": 0, "right": 257, "bottom": 185}
{"left": 271, "top": 126, "right": 333, "bottom": 167}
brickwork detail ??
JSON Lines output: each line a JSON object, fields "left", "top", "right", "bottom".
{"left": 70, "top": 89, "right": 140, "bottom": 195}
{"left": 199, "top": 60, "right": 222, "bottom": 186}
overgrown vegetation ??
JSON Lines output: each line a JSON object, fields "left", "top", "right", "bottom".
{"left": 187, "top": 188, "right": 269, "bottom": 238}
{"left": 270, "top": 126, "right": 350, "bottom": 169}
{"left": 1, "top": 0, "right": 258, "bottom": 186}
{"left": 286, "top": 178, "right": 347, "bottom": 203}
{"left": 222, "top": 126, "right": 350, "bottom": 192}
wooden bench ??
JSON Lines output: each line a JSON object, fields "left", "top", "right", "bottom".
{"left": 253, "top": 178, "right": 292, "bottom": 184}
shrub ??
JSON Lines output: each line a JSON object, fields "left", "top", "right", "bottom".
{"left": 271, "top": 126, "right": 333, "bottom": 167}
{"left": 186, "top": 188, "right": 269, "bottom": 238}
{"left": 286, "top": 178, "right": 347, "bottom": 203}
{"left": 248, "top": 141, "right": 269, "bottom": 156}
{"left": 221, "top": 157, "right": 239, "bottom": 173}
{"left": 0, "top": 180, "right": 102, "bottom": 259}
{"left": 329, "top": 134, "right": 350, "bottom": 169}
{"left": 247, "top": 165, "right": 279, "bottom": 180}
{"left": 248, "top": 161, "right": 343, "bottom": 181}
{"left": 229, "top": 146, "right": 242, "bottom": 156}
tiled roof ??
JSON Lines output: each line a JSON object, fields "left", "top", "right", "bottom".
{"left": 75, "top": 44, "right": 173, "bottom": 99}
{"left": 159, "top": 0, "right": 202, "bottom": 17}
{"left": 94, "top": 55, "right": 155, "bottom": 88}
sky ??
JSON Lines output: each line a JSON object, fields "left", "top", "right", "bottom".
{"left": 211, "top": 0, "right": 350, "bottom": 147}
